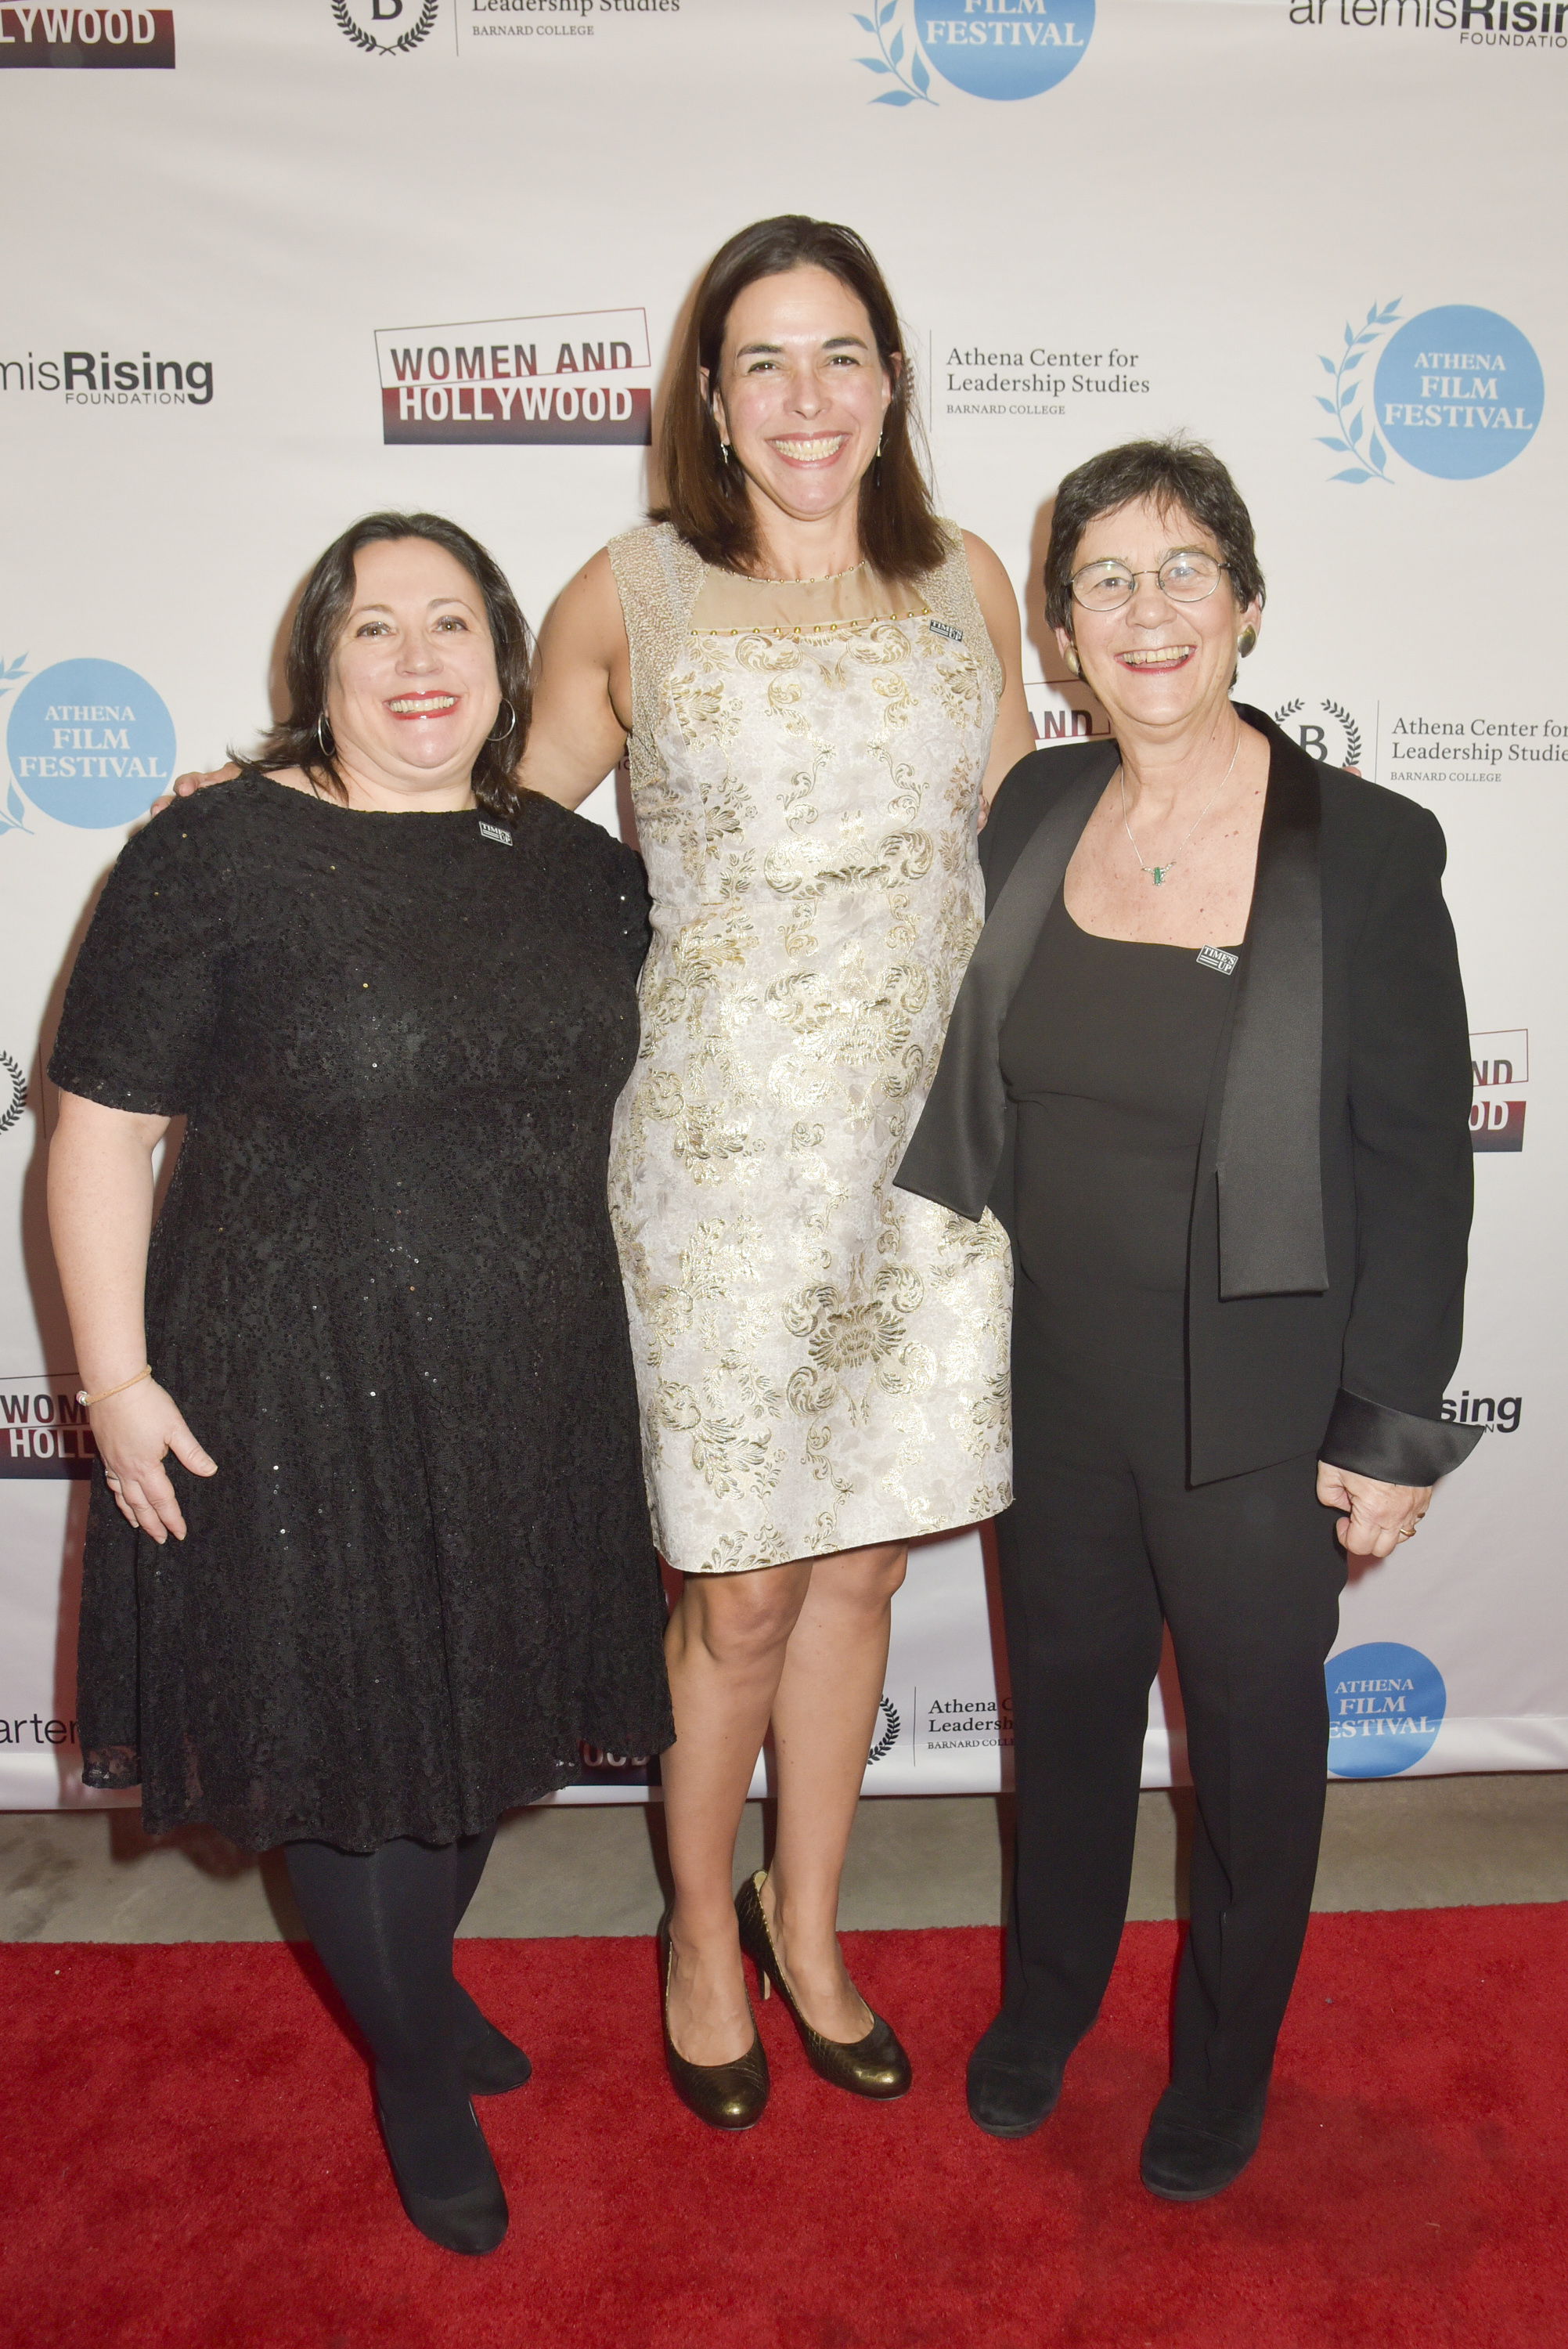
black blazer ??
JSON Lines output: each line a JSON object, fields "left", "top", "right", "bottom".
{"left": 896, "top": 709, "right": 1482, "bottom": 1488}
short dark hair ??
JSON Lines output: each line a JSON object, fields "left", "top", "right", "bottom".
{"left": 651, "top": 215, "right": 948, "bottom": 584}
{"left": 247, "top": 511, "right": 533, "bottom": 823}
{"left": 1044, "top": 438, "right": 1266, "bottom": 631}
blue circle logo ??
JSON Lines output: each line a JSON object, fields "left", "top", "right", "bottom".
{"left": 1373, "top": 305, "right": 1543, "bottom": 481}
{"left": 1326, "top": 1641, "right": 1447, "bottom": 1779}
{"left": 6, "top": 659, "right": 176, "bottom": 829}
{"left": 917, "top": 0, "right": 1094, "bottom": 99}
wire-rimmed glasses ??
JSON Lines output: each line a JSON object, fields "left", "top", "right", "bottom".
{"left": 1069, "top": 550, "right": 1228, "bottom": 613}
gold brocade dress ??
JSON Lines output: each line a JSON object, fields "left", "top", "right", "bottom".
{"left": 606, "top": 522, "right": 1012, "bottom": 1575}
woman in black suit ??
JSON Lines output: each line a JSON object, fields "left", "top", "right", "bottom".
{"left": 897, "top": 438, "right": 1480, "bottom": 2201}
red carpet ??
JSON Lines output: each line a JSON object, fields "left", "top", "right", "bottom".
{"left": 3, "top": 1910, "right": 1563, "bottom": 2349}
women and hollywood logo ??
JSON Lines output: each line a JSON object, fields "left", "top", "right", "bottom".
{"left": 852, "top": 0, "right": 1094, "bottom": 106}
{"left": 1314, "top": 298, "right": 1543, "bottom": 483}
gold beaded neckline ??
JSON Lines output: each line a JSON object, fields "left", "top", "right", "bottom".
{"left": 696, "top": 604, "right": 933, "bottom": 641}
{"left": 739, "top": 558, "right": 869, "bottom": 587}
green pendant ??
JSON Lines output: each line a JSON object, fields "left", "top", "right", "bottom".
{"left": 1150, "top": 864, "right": 1168, "bottom": 885}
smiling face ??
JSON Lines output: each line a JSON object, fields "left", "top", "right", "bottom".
{"left": 707, "top": 263, "right": 895, "bottom": 543}
{"left": 325, "top": 537, "right": 501, "bottom": 798}
{"left": 1055, "top": 496, "right": 1261, "bottom": 745}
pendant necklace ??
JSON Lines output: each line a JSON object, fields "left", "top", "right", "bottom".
{"left": 1120, "top": 727, "right": 1242, "bottom": 886}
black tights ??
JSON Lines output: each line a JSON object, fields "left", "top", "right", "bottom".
{"left": 285, "top": 1827, "right": 497, "bottom": 2196}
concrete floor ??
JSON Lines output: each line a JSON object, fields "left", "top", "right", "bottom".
{"left": 2, "top": 1773, "right": 1564, "bottom": 1943}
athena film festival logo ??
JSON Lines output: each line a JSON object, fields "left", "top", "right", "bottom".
{"left": 5, "top": 658, "right": 176, "bottom": 832}
{"left": 377, "top": 309, "right": 652, "bottom": 446}
{"left": 331, "top": 0, "right": 438, "bottom": 53}
{"left": 852, "top": 0, "right": 1093, "bottom": 106}
{"left": 1314, "top": 298, "right": 1543, "bottom": 483}
{"left": 1327, "top": 1642, "right": 1446, "bottom": 1779}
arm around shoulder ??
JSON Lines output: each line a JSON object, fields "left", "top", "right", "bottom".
{"left": 520, "top": 548, "right": 633, "bottom": 811}
{"left": 960, "top": 530, "right": 1036, "bottom": 801}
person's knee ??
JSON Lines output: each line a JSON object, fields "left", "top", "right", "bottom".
{"left": 681, "top": 1570, "right": 805, "bottom": 1672}
{"left": 831, "top": 1540, "right": 906, "bottom": 1604}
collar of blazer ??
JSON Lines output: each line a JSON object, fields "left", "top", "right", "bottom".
{"left": 896, "top": 706, "right": 1329, "bottom": 1301}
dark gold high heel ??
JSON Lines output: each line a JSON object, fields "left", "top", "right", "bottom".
{"left": 735, "top": 1871, "right": 911, "bottom": 2100}
{"left": 657, "top": 1913, "right": 770, "bottom": 2131}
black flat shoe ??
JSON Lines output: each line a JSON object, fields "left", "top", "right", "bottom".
{"left": 375, "top": 2095, "right": 509, "bottom": 2255}
{"left": 1139, "top": 2084, "right": 1268, "bottom": 2202}
{"left": 454, "top": 1983, "right": 532, "bottom": 2096}
{"left": 965, "top": 2014, "right": 1069, "bottom": 2138}
{"left": 658, "top": 1914, "right": 770, "bottom": 2131}
{"left": 735, "top": 1872, "right": 910, "bottom": 2100}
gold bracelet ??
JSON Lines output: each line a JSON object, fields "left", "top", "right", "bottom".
{"left": 77, "top": 1366, "right": 153, "bottom": 1409}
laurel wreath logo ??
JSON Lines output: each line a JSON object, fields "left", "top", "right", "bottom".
{"left": 1314, "top": 299, "right": 1402, "bottom": 485}
{"left": 331, "top": 0, "right": 438, "bottom": 57}
{"left": 852, "top": 1, "right": 936, "bottom": 106}
{"left": 0, "top": 1053, "right": 26, "bottom": 1136}
{"left": 1274, "top": 698, "right": 1364, "bottom": 771}
{"left": 867, "top": 1694, "right": 902, "bottom": 1764}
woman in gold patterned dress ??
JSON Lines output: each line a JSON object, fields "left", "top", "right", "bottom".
{"left": 524, "top": 217, "right": 1033, "bottom": 2126}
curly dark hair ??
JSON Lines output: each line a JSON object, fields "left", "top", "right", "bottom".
{"left": 1044, "top": 438, "right": 1266, "bottom": 633}
{"left": 246, "top": 511, "right": 533, "bottom": 822}
{"left": 651, "top": 214, "right": 948, "bottom": 584}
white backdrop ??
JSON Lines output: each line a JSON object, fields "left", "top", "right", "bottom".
{"left": 2, "top": 0, "right": 1563, "bottom": 1813}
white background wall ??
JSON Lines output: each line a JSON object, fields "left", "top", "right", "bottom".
{"left": 2, "top": 0, "right": 1561, "bottom": 1809}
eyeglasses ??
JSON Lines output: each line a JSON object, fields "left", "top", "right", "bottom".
{"left": 1069, "top": 550, "right": 1227, "bottom": 613}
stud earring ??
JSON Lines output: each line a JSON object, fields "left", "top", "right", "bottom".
{"left": 1238, "top": 626, "right": 1257, "bottom": 658}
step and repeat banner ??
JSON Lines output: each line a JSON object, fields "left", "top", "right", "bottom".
{"left": 1, "top": 0, "right": 1562, "bottom": 1810}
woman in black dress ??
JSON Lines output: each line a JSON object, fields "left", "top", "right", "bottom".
{"left": 46, "top": 513, "right": 672, "bottom": 2254}
{"left": 899, "top": 440, "right": 1479, "bottom": 2202}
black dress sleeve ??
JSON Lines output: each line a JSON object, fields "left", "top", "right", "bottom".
{"left": 48, "top": 803, "right": 231, "bottom": 1116}
{"left": 1320, "top": 801, "right": 1480, "bottom": 1484}
{"left": 604, "top": 834, "right": 652, "bottom": 983}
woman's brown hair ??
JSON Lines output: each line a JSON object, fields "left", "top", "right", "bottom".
{"left": 652, "top": 215, "right": 948, "bottom": 584}
{"left": 1044, "top": 438, "right": 1266, "bottom": 633}
{"left": 246, "top": 511, "right": 534, "bottom": 823}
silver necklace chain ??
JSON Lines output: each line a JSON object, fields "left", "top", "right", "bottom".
{"left": 1119, "top": 726, "right": 1242, "bottom": 887}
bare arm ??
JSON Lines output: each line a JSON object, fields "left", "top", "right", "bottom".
{"left": 48, "top": 1091, "right": 214, "bottom": 1543}
{"left": 962, "top": 530, "right": 1037, "bottom": 806}
{"left": 518, "top": 548, "right": 633, "bottom": 810}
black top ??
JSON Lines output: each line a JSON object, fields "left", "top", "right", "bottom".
{"left": 50, "top": 772, "right": 674, "bottom": 1850}
{"left": 1000, "top": 894, "right": 1236, "bottom": 1369}
{"left": 898, "top": 713, "right": 1480, "bottom": 1488}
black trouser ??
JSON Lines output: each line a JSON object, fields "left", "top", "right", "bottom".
{"left": 1000, "top": 1305, "right": 1346, "bottom": 2110}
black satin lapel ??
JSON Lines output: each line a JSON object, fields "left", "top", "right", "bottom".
{"left": 1215, "top": 719, "right": 1328, "bottom": 1297}
{"left": 896, "top": 752, "right": 1116, "bottom": 1221}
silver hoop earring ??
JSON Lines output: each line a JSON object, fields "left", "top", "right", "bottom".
{"left": 1238, "top": 626, "right": 1257, "bottom": 659}
{"left": 486, "top": 699, "right": 517, "bottom": 745}
{"left": 315, "top": 713, "right": 335, "bottom": 759}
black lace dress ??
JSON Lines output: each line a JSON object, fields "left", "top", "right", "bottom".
{"left": 49, "top": 772, "right": 674, "bottom": 1851}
